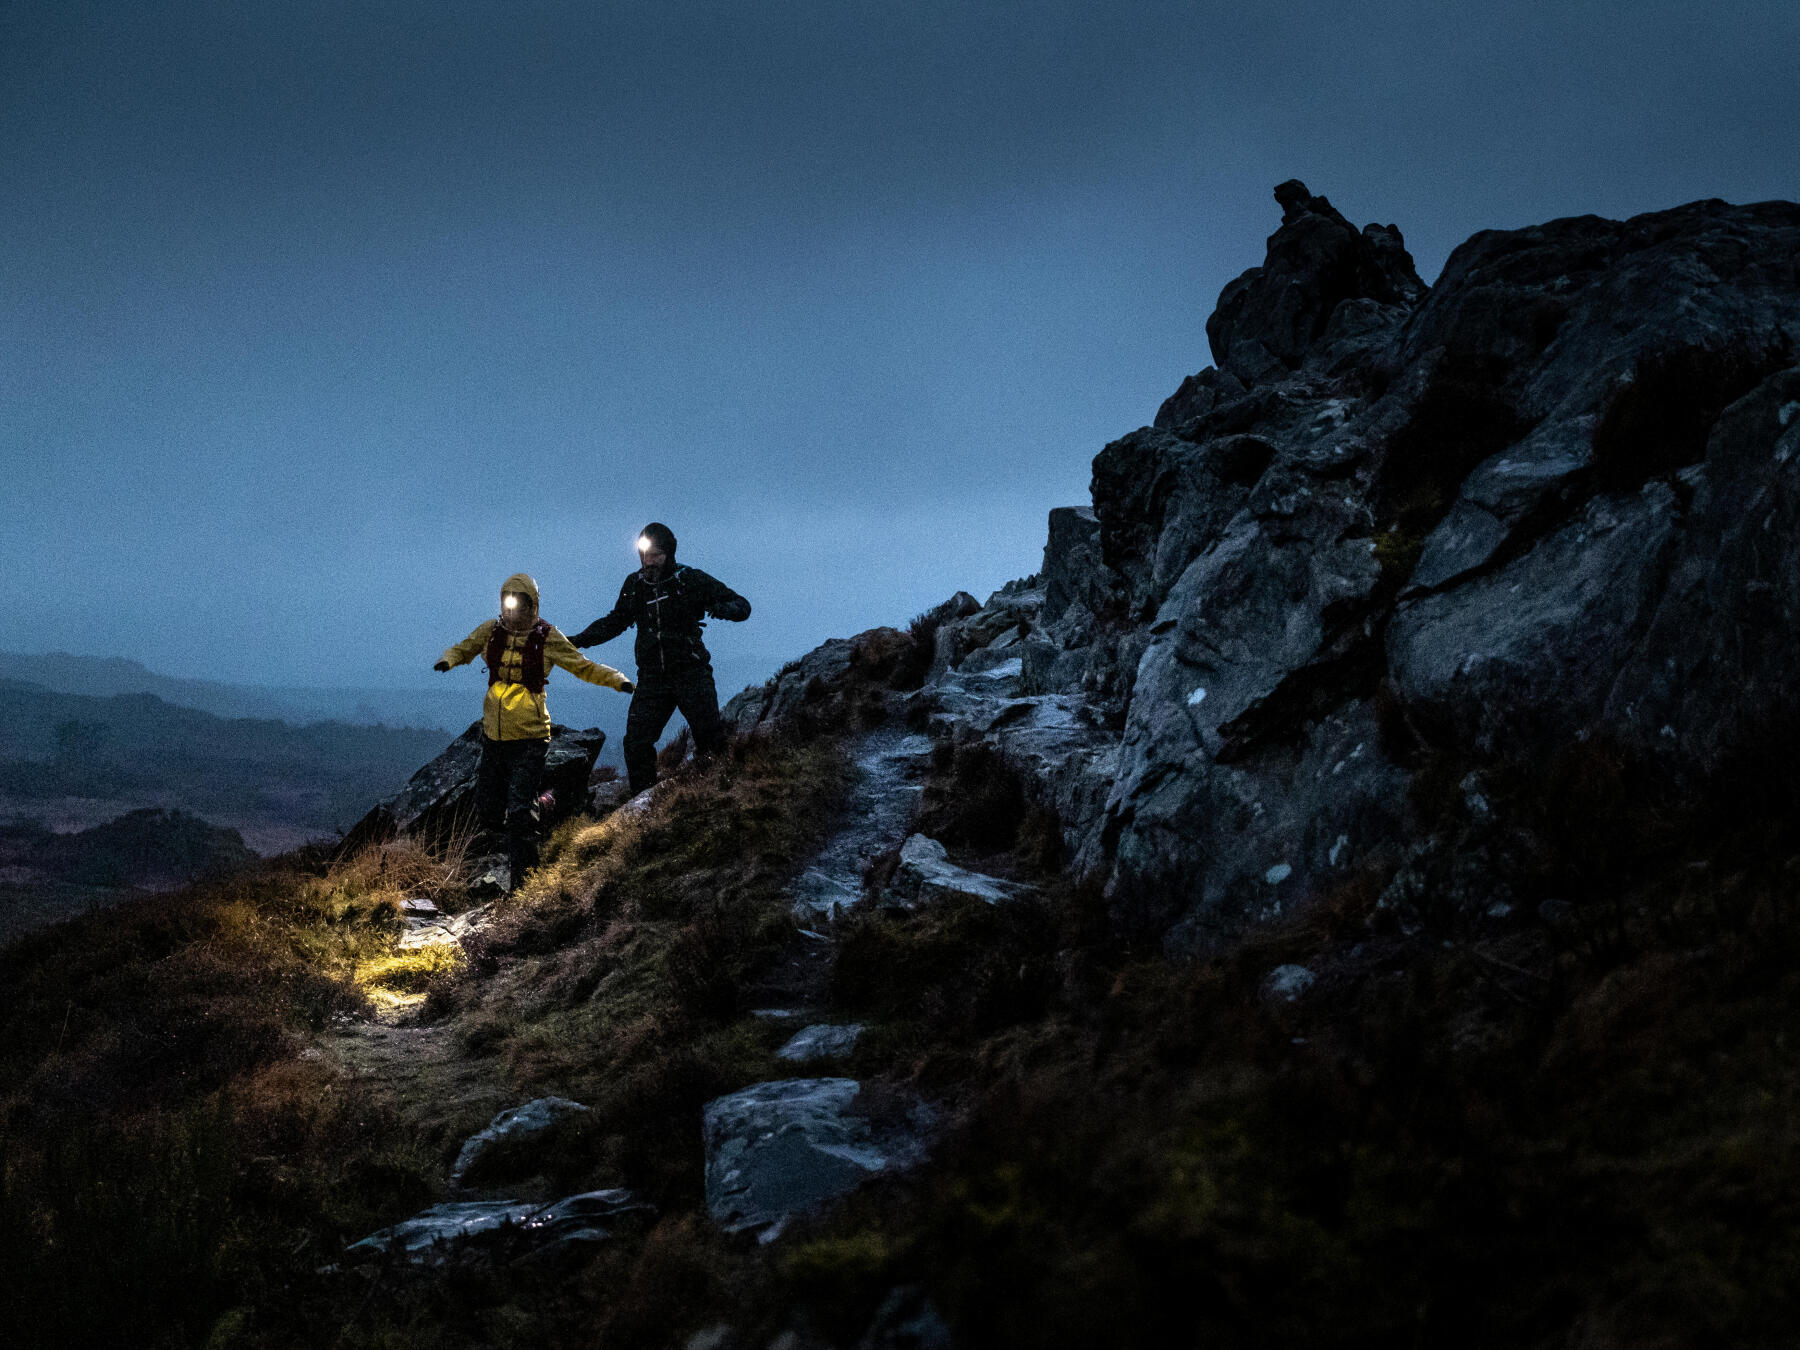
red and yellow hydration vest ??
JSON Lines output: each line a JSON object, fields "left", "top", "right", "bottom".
{"left": 485, "top": 619, "right": 551, "bottom": 693}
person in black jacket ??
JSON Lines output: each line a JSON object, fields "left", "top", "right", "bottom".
{"left": 569, "top": 522, "right": 751, "bottom": 794}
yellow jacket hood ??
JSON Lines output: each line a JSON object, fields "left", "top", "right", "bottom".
{"left": 500, "top": 572, "right": 540, "bottom": 632}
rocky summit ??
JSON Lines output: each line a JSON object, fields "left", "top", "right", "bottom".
{"left": 732, "top": 182, "right": 1800, "bottom": 952}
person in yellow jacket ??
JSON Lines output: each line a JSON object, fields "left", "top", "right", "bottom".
{"left": 434, "top": 573, "right": 633, "bottom": 891}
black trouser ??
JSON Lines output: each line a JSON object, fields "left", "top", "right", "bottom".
{"left": 623, "top": 664, "right": 726, "bottom": 794}
{"left": 475, "top": 735, "right": 547, "bottom": 889}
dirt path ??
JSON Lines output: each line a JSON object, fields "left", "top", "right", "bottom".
{"left": 321, "top": 1018, "right": 513, "bottom": 1140}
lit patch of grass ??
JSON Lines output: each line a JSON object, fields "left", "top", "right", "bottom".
{"left": 354, "top": 943, "right": 463, "bottom": 1015}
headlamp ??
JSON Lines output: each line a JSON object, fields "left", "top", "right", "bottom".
{"left": 637, "top": 535, "right": 653, "bottom": 553}
{"left": 504, "top": 595, "right": 518, "bottom": 609}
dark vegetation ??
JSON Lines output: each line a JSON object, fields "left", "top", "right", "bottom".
{"left": 0, "top": 680, "right": 448, "bottom": 829}
{"left": 5, "top": 675, "right": 1800, "bottom": 1346}
{"left": 0, "top": 808, "right": 255, "bottom": 889}
{"left": 890, "top": 609, "right": 944, "bottom": 691}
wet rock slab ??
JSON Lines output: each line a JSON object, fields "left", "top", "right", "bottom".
{"left": 344, "top": 1188, "right": 649, "bottom": 1268}
{"left": 703, "top": 1078, "right": 933, "bottom": 1241}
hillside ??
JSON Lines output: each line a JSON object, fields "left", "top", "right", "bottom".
{"left": 0, "top": 679, "right": 455, "bottom": 836}
{"left": 4, "top": 185, "right": 1800, "bottom": 1349}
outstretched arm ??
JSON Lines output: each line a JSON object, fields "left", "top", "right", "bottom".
{"left": 699, "top": 572, "right": 751, "bottom": 622}
{"left": 436, "top": 620, "right": 496, "bottom": 671}
{"left": 569, "top": 578, "right": 635, "bottom": 648}
{"left": 545, "top": 628, "right": 633, "bottom": 691}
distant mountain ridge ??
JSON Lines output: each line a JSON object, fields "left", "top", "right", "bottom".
{"left": 0, "top": 650, "right": 470, "bottom": 731}
{"left": 0, "top": 649, "right": 648, "bottom": 767}
{"left": 0, "top": 677, "right": 453, "bottom": 833}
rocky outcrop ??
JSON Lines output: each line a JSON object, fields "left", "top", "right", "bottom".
{"left": 337, "top": 722, "right": 607, "bottom": 857}
{"left": 1201, "top": 179, "right": 1425, "bottom": 393}
{"left": 730, "top": 183, "right": 1800, "bottom": 954}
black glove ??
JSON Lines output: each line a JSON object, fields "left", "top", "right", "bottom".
{"left": 433, "top": 659, "right": 451, "bottom": 672}
{"left": 618, "top": 679, "right": 635, "bottom": 694}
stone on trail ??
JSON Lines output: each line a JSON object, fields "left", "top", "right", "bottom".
{"left": 889, "top": 834, "right": 1029, "bottom": 907}
{"left": 1261, "top": 964, "right": 1317, "bottom": 1004}
{"left": 449, "top": 1095, "right": 591, "bottom": 1190}
{"left": 703, "top": 1078, "right": 933, "bottom": 1241}
{"left": 776, "top": 1023, "right": 865, "bottom": 1063}
{"left": 343, "top": 1187, "right": 648, "bottom": 1268}
{"left": 396, "top": 900, "right": 494, "bottom": 951}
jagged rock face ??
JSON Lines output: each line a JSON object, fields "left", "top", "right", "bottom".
{"left": 732, "top": 184, "right": 1800, "bottom": 953}
{"left": 1097, "top": 189, "right": 1800, "bottom": 947}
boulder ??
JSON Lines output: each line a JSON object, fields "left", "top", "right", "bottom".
{"left": 337, "top": 723, "right": 607, "bottom": 857}
{"left": 723, "top": 638, "right": 856, "bottom": 735}
{"left": 396, "top": 900, "right": 494, "bottom": 951}
{"left": 702, "top": 1078, "right": 933, "bottom": 1240}
{"left": 449, "top": 1096, "right": 592, "bottom": 1190}
{"left": 1261, "top": 964, "right": 1317, "bottom": 1004}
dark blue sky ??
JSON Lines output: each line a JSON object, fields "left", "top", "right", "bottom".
{"left": 5, "top": 0, "right": 1796, "bottom": 701}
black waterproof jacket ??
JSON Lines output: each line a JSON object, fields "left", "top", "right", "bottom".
{"left": 569, "top": 566, "right": 750, "bottom": 679}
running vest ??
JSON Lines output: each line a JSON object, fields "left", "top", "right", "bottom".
{"left": 484, "top": 619, "right": 551, "bottom": 693}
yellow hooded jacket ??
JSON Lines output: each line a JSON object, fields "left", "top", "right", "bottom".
{"left": 440, "top": 573, "right": 631, "bottom": 741}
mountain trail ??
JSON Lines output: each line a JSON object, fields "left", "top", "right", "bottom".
{"left": 321, "top": 1017, "right": 513, "bottom": 1137}
{"left": 739, "top": 725, "right": 934, "bottom": 1016}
